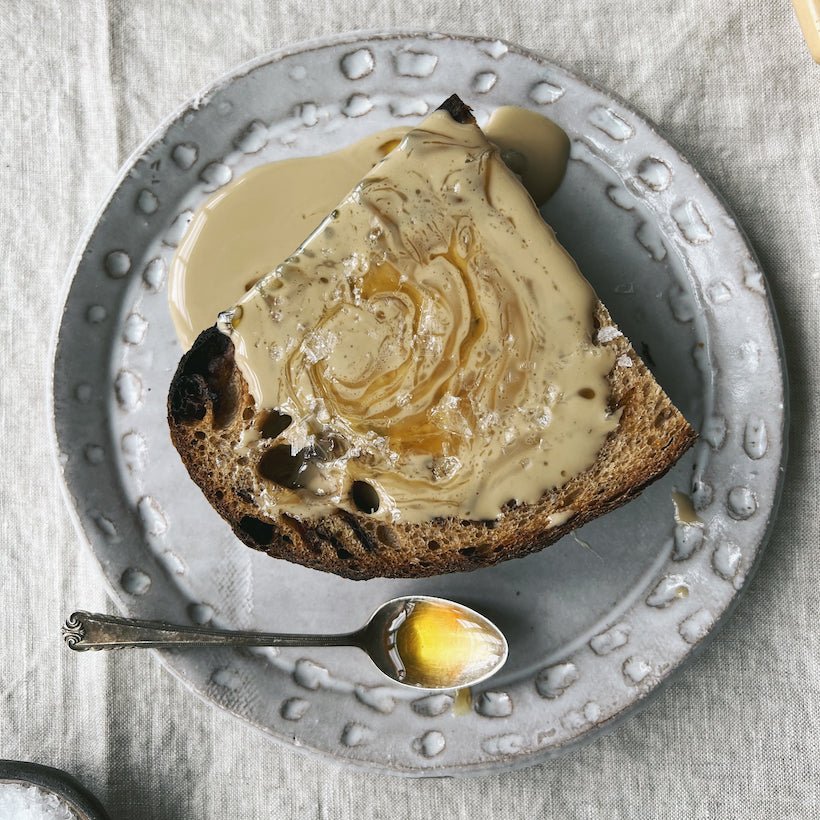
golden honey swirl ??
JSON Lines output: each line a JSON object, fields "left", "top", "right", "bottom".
{"left": 287, "top": 225, "right": 517, "bottom": 460}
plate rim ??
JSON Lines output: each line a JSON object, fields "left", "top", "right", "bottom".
{"left": 49, "top": 29, "right": 789, "bottom": 776}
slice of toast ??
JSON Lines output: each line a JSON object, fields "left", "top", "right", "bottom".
{"left": 168, "top": 96, "right": 696, "bottom": 580}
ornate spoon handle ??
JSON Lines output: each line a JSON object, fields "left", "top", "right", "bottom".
{"left": 62, "top": 611, "right": 358, "bottom": 651}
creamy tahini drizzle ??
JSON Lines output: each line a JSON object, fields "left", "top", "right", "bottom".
{"left": 169, "top": 108, "right": 570, "bottom": 351}
{"left": 169, "top": 127, "right": 409, "bottom": 351}
{"left": 184, "top": 108, "right": 620, "bottom": 522}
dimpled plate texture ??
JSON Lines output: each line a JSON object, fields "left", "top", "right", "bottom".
{"left": 52, "top": 32, "right": 787, "bottom": 775}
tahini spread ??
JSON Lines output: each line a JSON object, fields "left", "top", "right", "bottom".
{"left": 169, "top": 127, "right": 410, "bottom": 351}
{"left": 170, "top": 106, "right": 620, "bottom": 523}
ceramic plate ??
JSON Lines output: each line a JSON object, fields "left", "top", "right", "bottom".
{"left": 52, "top": 32, "right": 787, "bottom": 775}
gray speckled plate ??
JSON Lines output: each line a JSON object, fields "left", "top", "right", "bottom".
{"left": 51, "top": 31, "right": 787, "bottom": 775}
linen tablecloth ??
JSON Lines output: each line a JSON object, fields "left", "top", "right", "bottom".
{"left": 2, "top": 1, "right": 818, "bottom": 817}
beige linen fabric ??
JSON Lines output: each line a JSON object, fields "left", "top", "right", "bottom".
{"left": 1, "top": 1, "right": 817, "bottom": 817}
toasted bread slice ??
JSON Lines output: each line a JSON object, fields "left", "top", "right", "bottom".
{"left": 167, "top": 96, "right": 696, "bottom": 580}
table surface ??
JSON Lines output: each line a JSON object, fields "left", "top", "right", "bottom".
{"left": 2, "top": 2, "right": 817, "bottom": 817}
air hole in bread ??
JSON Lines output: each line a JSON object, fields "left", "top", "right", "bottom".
{"left": 427, "top": 539, "right": 441, "bottom": 551}
{"left": 194, "top": 430, "right": 206, "bottom": 440}
{"left": 654, "top": 408, "right": 673, "bottom": 428}
{"left": 376, "top": 524, "right": 399, "bottom": 548}
{"left": 239, "top": 515, "right": 275, "bottom": 545}
{"left": 257, "top": 444, "right": 312, "bottom": 489}
{"left": 258, "top": 410, "right": 292, "bottom": 439}
{"left": 351, "top": 480, "right": 379, "bottom": 514}
{"left": 335, "top": 547, "right": 354, "bottom": 560}
{"left": 212, "top": 383, "right": 240, "bottom": 429}
{"left": 459, "top": 546, "right": 477, "bottom": 557}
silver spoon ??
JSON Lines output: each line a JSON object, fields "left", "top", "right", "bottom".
{"left": 63, "top": 595, "right": 508, "bottom": 690}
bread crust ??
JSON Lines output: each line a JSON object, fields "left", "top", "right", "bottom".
{"left": 166, "top": 95, "right": 696, "bottom": 579}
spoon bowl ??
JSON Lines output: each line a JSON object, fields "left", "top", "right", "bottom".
{"left": 63, "top": 595, "right": 508, "bottom": 691}
{"left": 356, "top": 596, "right": 509, "bottom": 689}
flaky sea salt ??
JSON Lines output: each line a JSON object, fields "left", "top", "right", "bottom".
{"left": 0, "top": 782, "right": 81, "bottom": 820}
{"left": 596, "top": 325, "right": 623, "bottom": 344}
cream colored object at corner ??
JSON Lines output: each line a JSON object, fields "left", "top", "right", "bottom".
{"left": 792, "top": 0, "right": 820, "bottom": 61}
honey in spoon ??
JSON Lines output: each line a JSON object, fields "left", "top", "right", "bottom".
{"left": 377, "top": 597, "right": 508, "bottom": 689}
